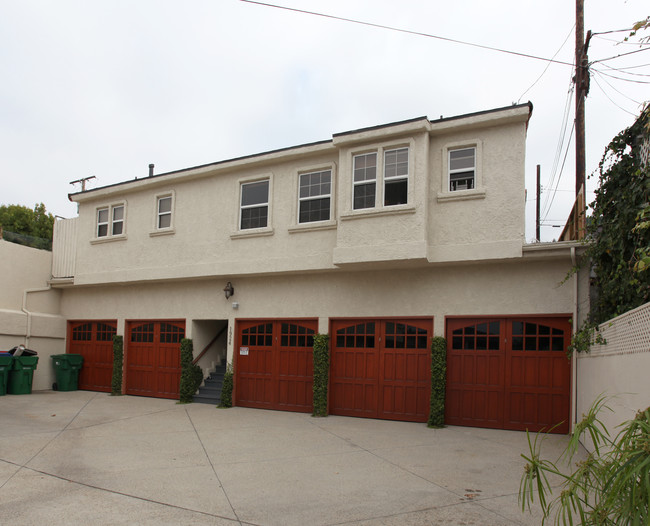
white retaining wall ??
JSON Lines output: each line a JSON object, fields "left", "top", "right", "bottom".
{"left": 577, "top": 301, "right": 650, "bottom": 451}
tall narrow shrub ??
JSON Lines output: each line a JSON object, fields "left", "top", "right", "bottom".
{"left": 111, "top": 335, "right": 123, "bottom": 396}
{"left": 312, "top": 333, "right": 330, "bottom": 417}
{"left": 220, "top": 363, "right": 233, "bottom": 408}
{"left": 179, "top": 338, "right": 203, "bottom": 403}
{"left": 428, "top": 336, "right": 447, "bottom": 428}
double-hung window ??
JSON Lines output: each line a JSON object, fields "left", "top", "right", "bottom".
{"left": 240, "top": 180, "right": 269, "bottom": 229}
{"left": 299, "top": 170, "right": 331, "bottom": 223}
{"left": 353, "top": 147, "right": 410, "bottom": 210}
{"left": 353, "top": 153, "right": 377, "bottom": 210}
{"left": 157, "top": 196, "right": 172, "bottom": 229}
{"left": 96, "top": 204, "right": 125, "bottom": 238}
{"left": 383, "top": 147, "right": 408, "bottom": 206}
{"left": 449, "top": 147, "right": 476, "bottom": 191}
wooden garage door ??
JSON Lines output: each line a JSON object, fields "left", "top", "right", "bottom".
{"left": 235, "top": 319, "right": 317, "bottom": 412}
{"left": 330, "top": 318, "right": 432, "bottom": 422}
{"left": 126, "top": 320, "right": 185, "bottom": 399}
{"left": 68, "top": 320, "right": 117, "bottom": 392}
{"left": 445, "top": 317, "right": 571, "bottom": 433}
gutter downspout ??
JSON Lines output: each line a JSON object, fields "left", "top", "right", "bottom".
{"left": 571, "top": 246, "right": 579, "bottom": 432}
{"left": 21, "top": 286, "right": 52, "bottom": 348}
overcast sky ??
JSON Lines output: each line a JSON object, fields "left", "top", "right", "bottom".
{"left": 1, "top": 0, "right": 648, "bottom": 242}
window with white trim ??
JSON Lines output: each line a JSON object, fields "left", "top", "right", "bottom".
{"left": 384, "top": 147, "right": 408, "bottom": 206}
{"left": 449, "top": 147, "right": 476, "bottom": 191}
{"left": 240, "top": 180, "right": 269, "bottom": 229}
{"left": 353, "top": 147, "right": 410, "bottom": 210}
{"left": 157, "top": 195, "right": 172, "bottom": 229}
{"left": 353, "top": 153, "right": 377, "bottom": 210}
{"left": 299, "top": 169, "right": 331, "bottom": 223}
{"left": 96, "top": 204, "right": 125, "bottom": 238}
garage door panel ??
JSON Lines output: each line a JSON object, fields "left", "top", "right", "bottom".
{"left": 235, "top": 319, "right": 316, "bottom": 412}
{"left": 69, "top": 321, "right": 117, "bottom": 392}
{"left": 330, "top": 319, "right": 432, "bottom": 422}
{"left": 448, "top": 317, "right": 570, "bottom": 433}
{"left": 126, "top": 321, "right": 184, "bottom": 400}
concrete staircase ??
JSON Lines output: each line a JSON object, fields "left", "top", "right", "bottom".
{"left": 192, "top": 364, "right": 226, "bottom": 405}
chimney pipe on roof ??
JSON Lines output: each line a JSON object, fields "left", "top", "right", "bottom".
{"left": 149, "top": 164, "right": 154, "bottom": 177}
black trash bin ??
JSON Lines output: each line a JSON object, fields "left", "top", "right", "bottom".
{"left": 8, "top": 345, "right": 38, "bottom": 357}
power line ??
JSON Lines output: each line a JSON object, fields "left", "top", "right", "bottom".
{"left": 541, "top": 76, "right": 575, "bottom": 218}
{"left": 591, "top": 67, "right": 650, "bottom": 84}
{"left": 518, "top": 24, "right": 576, "bottom": 103}
{"left": 542, "top": 121, "right": 576, "bottom": 223}
{"left": 591, "top": 75, "right": 640, "bottom": 117}
{"left": 599, "top": 62, "right": 650, "bottom": 76}
{"left": 239, "top": 0, "right": 576, "bottom": 67}
{"left": 591, "top": 46, "right": 650, "bottom": 65}
{"left": 591, "top": 70, "right": 646, "bottom": 105}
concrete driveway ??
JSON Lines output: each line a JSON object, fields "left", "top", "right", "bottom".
{"left": 0, "top": 391, "right": 577, "bottom": 525}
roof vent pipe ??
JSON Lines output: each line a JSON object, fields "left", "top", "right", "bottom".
{"left": 149, "top": 164, "right": 154, "bottom": 177}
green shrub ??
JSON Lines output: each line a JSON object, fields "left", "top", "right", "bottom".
{"left": 220, "top": 363, "right": 234, "bottom": 408}
{"left": 111, "top": 335, "right": 123, "bottom": 396}
{"left": 520, "top": 397, "right": 650, "bottom": 524}
{"left": 179, "top": 338, "right": 203, "bottom": 403}
{"left": 312, "top": 333, "right": 330, "bottom": 417}
{"left": 428, "top": 336, "right": 447, "bottom": 428}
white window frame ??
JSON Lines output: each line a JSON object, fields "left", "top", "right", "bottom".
{"left": 157, "top": 196, "right": 172, "bottom": 229}
{"left": 448, "top": 147, "right": 476, "bottom": 192}
{"left": 111, "top": 205, "right": 124, "bottom": 236}
{"left": 439, "top": 140, "right": 486, "bottom": 202}
{"left": 352, "top": 152, "right": 378, "bottom": 210}
{"left": 237, "top": 175, "right": 272, "bottom": 233}
{"left": 298, "top": 168, "right": 332, "bottom": 224}
{"left": 94, "top": 202, "right": 126, "bottom": 240}
{"left": 383, "top": 147, "right": 409, "bottom": 207}
{"left": 96, "top": 207, "right": 109, "bottom": 238}
{"left": 150, "top": 192, "right": 175, "bottom": 236}
{"left": 349, "top": 143, "right": 412, "bottom": 214}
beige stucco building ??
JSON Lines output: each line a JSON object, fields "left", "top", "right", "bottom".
{"left": 4, "top": 103, "right": 589, "bottom": 432}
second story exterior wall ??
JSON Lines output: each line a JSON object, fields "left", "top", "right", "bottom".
{"left": 62, "top": 103, "right": 532, "bottom": 286}
{"left": 428, "top": 114, "right": 527, "bottom": 262}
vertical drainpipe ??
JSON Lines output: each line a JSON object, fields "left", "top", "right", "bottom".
{"left": 571, "top": 246, "right": 579, "bottom": 431}
{"left": 21, "top": 286, "right": 52, "bottom": 348}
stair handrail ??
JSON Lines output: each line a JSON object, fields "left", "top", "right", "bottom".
{"left": 192, "top": 325, "right": 228, "bottom": 365}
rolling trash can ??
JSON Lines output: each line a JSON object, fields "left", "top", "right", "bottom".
{"left": 0, "top": 353, "right": 13, "bottom": 396}
{"left": 8, "top": 355, "right": 39, "bottom": 394}
{"left": 51, "top": 354, "right": 84, "bottom": 391}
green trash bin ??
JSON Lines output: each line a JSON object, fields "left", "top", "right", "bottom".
{"left": 8, "top": 355, "right": 39, "bottom": 395}
{"left": 51, "top": 354, "right": 84, "bottom": 391}
{"left": 0, "top": 354, "right": 13, "bottom": 396}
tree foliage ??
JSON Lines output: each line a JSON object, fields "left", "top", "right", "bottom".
{"left": 111, "top": 335, "right": 124, "bottom": 396}
{"left": 312, "top": 333, "right": 330, "bottom": 417}
{"left": 220, "top": 363, "right": 234, "bottom": 408}
{"left": 0, "top": 203, "right": 55, "bottom": 249}
{"left": 428, "top": 336, "right": 447, "bottom": 428}
{"left": 179, "top": 338, "right": 203, "bottom": 403}
{"left": 584, "top": 107, "right": 650, "bottom": 324}
{"left": 626, "top": 16, "right": 650, "bottom": 43}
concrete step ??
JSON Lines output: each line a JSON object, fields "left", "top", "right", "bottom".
{"left": 193, "top": 393, "right": 221, "bottom": 405}
{"left": 192, "top": 367, "right": 226, "bottom": 405}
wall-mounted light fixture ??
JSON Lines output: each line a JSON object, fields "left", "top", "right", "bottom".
{"left": 223, "top": 281, "right": 234, "bottom": 299}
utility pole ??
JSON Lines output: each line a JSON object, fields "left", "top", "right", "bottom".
{"left": 575, "top": 0, "right": 591, "bottom": 214}
{"left": 69, "top": 176, "right": 96, "bottom": 192}
{"left": 536, "top": 165, "right": 541, "bottom": 242}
